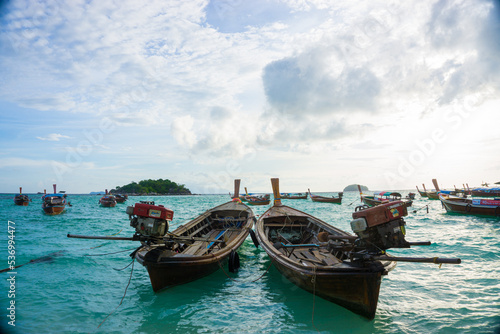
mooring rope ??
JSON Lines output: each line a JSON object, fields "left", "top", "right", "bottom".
{"left": 113, "top": 259, "right": 135, "bottom": 271}
{"left": 97, "top": 258, "right": 135, "bottom": 329}
{"left": 84, "top": 247, "right": 138, "bottom": 257}
{"left": 412, "top": 204, "right": 429, "bottom": 214}
{"left": 311, "top": 265, "right": 320, "bottom": 333}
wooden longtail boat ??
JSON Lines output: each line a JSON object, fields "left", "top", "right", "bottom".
{"left": 115, "top": 194, "right": 128, "bottom": 203}
{"left": 416, "top": 186, "right": 427, "bottom": 197}
{"left": 14, "top": 187, "right": 30, "bottom": 206}
{"left": 99, "top": 190, "right": 117, "bottom": 207}
{"left": 358, "top": 186, "right": 412, "bottom": 208}
{"left": 255, "top": 178, "right": 461, "bottom": 319}
{"left": 439, "top": 194, "right": 500, "bottom": 217}
{"left": 42, "top": 184, "right": 67, "bottom": 215}
{"left": 280, "top": 192, "right": 308, "bottom": 199}
{"left": 246, "top": 195, "right": 271, "bottom": 206}
{"left": 308, "top": 189, "right": 343, "bottom": 204}
{"left": 238, "top": 187, "right": 270, "bottom": 205}
{"left": 133, "top": 179, "right": 255, "bottom": 292}
{"left": 422, "top": 184, "right": 439, "bottom": 200}
{"left": 470, "top": 187, "right": 500, "bottom": 198}
{"left": 256, "top": 179, "right": 395, "bottom": 318}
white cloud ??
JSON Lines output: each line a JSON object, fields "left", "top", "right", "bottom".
{"left": 171, "top": 115, "right": 196, "bottom": 148}
{"left": 36, "top": 133, "right": 72, "bottom": 141}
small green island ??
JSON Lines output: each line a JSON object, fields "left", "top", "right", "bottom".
{"left": 343, "top": 184, "right": 369, "bottom": 192}
{"left": 110, "top": 179, "right": 191, "bottom": 195}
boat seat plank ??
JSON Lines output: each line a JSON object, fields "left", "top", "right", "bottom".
{"left": 182, "top": 230, "right": 221, "bottom": 255}
{"left": 182, "top": 241, "right": 205, "bottom": 255}
{"left": 279, "top": 248, "right": 322, "bottom": 267}
{"left": 188, "top": 219, "right": 213, "bottom": 237}
{"left": 312, "top": 250, "right": 341, "bottom": 265}
{"left": 294, "top": 250, "right": 325, "bottom": 265}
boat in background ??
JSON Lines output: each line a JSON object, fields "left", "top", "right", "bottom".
{"left": 406, "top": 192, "right": 416, "bottom": 200}
{"left": 115, "top": 194, "right": 128, "bottom": 203}
{"left": 245, "top": 194, "right": 271, "bottom": 206}
{"left": 422, "top": 183, "right": 439, "bottom": 200}
{"left": 470, "top": 187, "right": 500, "bottom": 198}
{"left": 42, "top": 184, "right": 67, "bottom": 215}
{"left": 358, "top": 186, "right": 412, "bottom": 208}
{"left": 254, "top": 178, "right": 460, "bottom": 319}
{"left": 416, "top": 186, "right": 427, "bottom": 197}
{"left": 14, "top": 187, "right": 30, "bottom": 206}
{"left": 280, "top": 192, "right": 308, "bottom": 199}
{"left": 99, "top": 190, "right": 117, "bottom": 207}
{"left": 439, "top": 193, "right": 500, "bottom": 217}
{"left": 308, "top": 189, "right": 343, "bottom": 204}
{"left": 243, "top": 187, "right": 270, "bottom": 205}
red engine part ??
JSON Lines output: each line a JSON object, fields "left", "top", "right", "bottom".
{"left": 132, "top": 203, "right": 174, "bottom": 220}
{"left": 352, "top": 201, "right": 407, "bottom": 227}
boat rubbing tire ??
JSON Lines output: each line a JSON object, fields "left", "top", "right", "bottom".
{"left": 354, "top": 205, "right": 370, "bottom": 212}
{"left": 496, "top": 206, "right": 500, "bottom": 217}
{"left": 465, "top": 204, "right": 472, "bottom": 212}
{"left": 249, "top": 229, "right": 259, "bottom": 248}
{"left": 228, "top": 250, "right": 240, "bottom": 273}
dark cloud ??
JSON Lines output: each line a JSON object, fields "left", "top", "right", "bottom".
{"left": 262, "top": 55, "right": 381, "bottom": 116}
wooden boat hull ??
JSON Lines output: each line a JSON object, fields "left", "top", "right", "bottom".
{"left": 255, "top": 203, "right": 395, "bottom": 319}
{"left": 281, "top": 195, "right": 308, "bottom": 199}
{"left": 246, "top": 200, "right": 270, "bottom": 205}
{"left": 14, "top": 198, "right": 29, "bottom": 206}
{"left": 137, "top": 249, "right": 229, "bottom": 291}
{"left": 440, "top": 195, "right": 500, "bottom": 217}
{"left": 42, "top": 194, "right": 67, "bottom": 215}
{"left": 271, "top": 256, "right": 385, "bottom": 318}
{"left": 99, "top": 196, "right": 117, "bottom": 207}
{"left": 426, "top": 192, "right": 439, "bottom": 200}
{"left": 135, "top": 200, "right": 255, "bottom": 292}
{"left": 416, "top": 187, "right": 427, "bottom": 197}
{"left": 42, "top": 205, "right": 66, "bottom": 215}
{"left": 362, "top": 196, "right": 412, "bottom": 208}
{"left": 115, "top": 195, "right": 127, "bottom": 203}
{"left": 310, "top": 196, "right": 342, "bottom": 203}
{"left": 308, "top": 189, "right": 342, "bottom": 203}
{"left": 471, "top": 188, "right": 500, "bottom": 197}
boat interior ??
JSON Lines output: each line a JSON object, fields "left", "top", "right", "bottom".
{"left": 162, "top": 209, "right": 251, "bottom": 257}
{"left": 262, "top": 215, "right": 354, "bottom": 267}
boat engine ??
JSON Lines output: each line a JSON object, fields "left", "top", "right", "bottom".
{"left": 350, "top": 201, "right": 410, "bottom": 252}
{"left": 126, "top": 201, "right": 174, "bottom": 238}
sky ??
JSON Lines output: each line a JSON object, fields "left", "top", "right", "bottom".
{"left": 0, "top": 0, "right": 499, "bottom": 194}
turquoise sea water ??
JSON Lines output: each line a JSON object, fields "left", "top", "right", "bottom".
{"left": 0, "top": 192, "right": 499, "bottom": 334}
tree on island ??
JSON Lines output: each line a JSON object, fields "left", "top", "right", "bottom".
{"left": 111, "top": 179, "right": 191, "bottom": 195}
